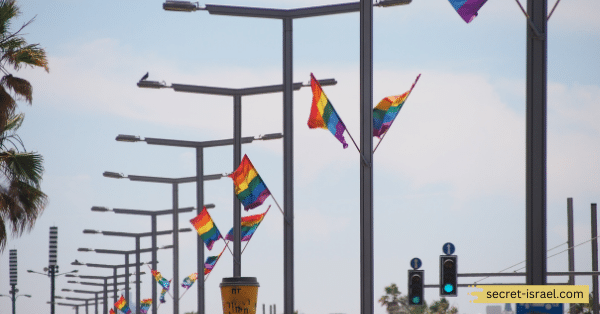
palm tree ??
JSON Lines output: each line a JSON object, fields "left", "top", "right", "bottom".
{"left": 429, "top": 298, "right": 457, "bottom": 314}
{"left": 0, "top": 113, "right": 47, "bottom": 250}
{"left": 379, "top": 283, "right": 428, "bottom": 314}
{"left": 0, "top": 0, "right": 49, "bottom": 251}
{"left": 569, "top": 293, "right": 593, "bottom": 314}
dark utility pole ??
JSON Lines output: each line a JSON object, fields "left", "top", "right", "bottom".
{"left": 9, "top": 249, "right": 17, "bottom": 314}
{"left": 592, "top": 203, "right": 598, "bottom": 314}
{"left": 525, "top": 0, "right": 547, "bottom": 286}
{"left": 50, "top": 226, "right": 58, "bottom": 314}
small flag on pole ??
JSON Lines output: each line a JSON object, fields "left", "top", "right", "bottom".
{"left": 229, "top": 155, "right": 271, "bottom": 211}
{"left": 448, "top": 0, "right": 488, "bottom": 23}
{"left": 190, "top": 207, "right": 223, "bottom": 250}
{"left": 151, "top": 269, "right": 171, "bottom": 290}
{"left": 115, "top": 295, "right": 132, "bottom": 314}
{"left": 140, "top": 299, "right": 152, "bottom": 314}
{"left": 204, "top": 250, "right": 225, "bottom": 275}
{"left": 110, "top": 310, "right": 116, "bottom": 314}
{"left": 182, "top": 273, "right": 199, "bottom": 289}
{"left": 160, "top": 279, "right": 172, "bottom": 303}
{"left": 308, "top": 73, "right": 349, "bottom": 149}
{"left": 373, "top": 74, "right": 420, "bottom": 138}
{"left": 225, "top": 206, "right": 270, "bottom": 241}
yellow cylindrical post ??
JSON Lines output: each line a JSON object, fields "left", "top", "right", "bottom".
{"left": 220, "top": 277, "right": 260, "bottom": 314}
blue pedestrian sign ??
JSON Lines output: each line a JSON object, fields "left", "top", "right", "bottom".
{"left": 516, "top": 304, "right": 563, "bottom": 314}
{"left": 443, "top": 242, "right": 455, "bottom": 255}
{"left": 410, "top": 258, "right": 422, "bottom": 270}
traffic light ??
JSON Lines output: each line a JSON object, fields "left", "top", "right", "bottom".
{"left": 408, "top": 269, "right": 424, "bottom": 305}
{"left": 439, "top": 255, "right": 457, "bottom": 296}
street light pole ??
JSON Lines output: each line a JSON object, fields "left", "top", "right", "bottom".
{"left": 82, "top": 229, "right": 189, "bottom": 314}
{"left": 161, "top": 1, "right": 409, "bottom": 313}
{"left": 115, "top": 132, "right": 283, "bottom": 314}
{"left": 65, "top": 273, "right": 132, "bottom": 314}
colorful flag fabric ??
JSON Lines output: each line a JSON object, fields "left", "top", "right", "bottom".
{"left": 182, "top": 273, "right": 199, "bottom": 289}
{"left": 110, "top": 310, "right": 116, "bottom": 314}
{"left": 115, "top": 295, "right": 132, "bottom": 314}
{"left": 140, "top": 298, "right": 152, "bottom": 314}
{"left": 151, "top": 269, "right": 171, "bottom": 290}
{"left": 308, "top": 73, "right": 349, "bottom": 149}
{"left": 160, "top": 279, "right": 172, "bottom": 303}
{"left": 190, "top": 207, "right": 223, "bottom": 250}
{"left": 228, "top": 155, "right": 271, "bottom": 211}
{"left": 225, "top": 206, "right": 270, "bottom": 241}
{"left": 373, "top": 74, "right": 421, "bottom": 139}
{"left": 204, "top": 249, "right": 225, "bottom": 275}
{"left": 448, "top": 0, "right": 488, "bottom": 23}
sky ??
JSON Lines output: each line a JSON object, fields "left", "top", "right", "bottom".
{"left": 0, "top": 0, "right": 599, "bottom": 314}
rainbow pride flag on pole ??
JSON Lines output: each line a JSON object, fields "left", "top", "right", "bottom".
{"left": 115, "top": 295, "right": 132, "bottom": 314}
{"left": 204, "top": 249, "right": 225, "bottom": 275}
{"left": 140, "top": 299, "right": 152, "bottom": 314}
{"left": 229, "top": 155, "right": 271, "bottom": 211}
{"left": 160, "top": 279, "right": 171, "bottom": 303}
{"left": 151, "top": 269, "right": 171, "bottom": 290}
{"left": 190, "top": 207, "right": 223, "bottom": 250}
{"left": 448, "top": 0, "right": 488, "bottom": 23}
{"left": 225, "top": 206, "right": 270, "bottom": 241}
{"left": 182, "top": 273, "right": 199, "bottom": 289}
{"left": 308, "top": 73, "right": 349, "bottom": 149}
{"left": 110, "top": 310, "right": 116, "bottom": 314}
{"left": 373, "top": 74, "right": 420, "bottom": 139}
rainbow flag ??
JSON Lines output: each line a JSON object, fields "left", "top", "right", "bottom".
{"left": 182, "top": 273, "right": 199, "bottom": 289}
{"left": 160, "top": 279, "right": 171, "bottom": 303}
{"left": 373, "top": 74, "right": 420, "bottom": 139}
{"left": 151, "top": 269, "right": 171, "bottom": 290}
{"left": 115, "top": 295, "right": 132, "bottom": 314}
{"left": 140, "top": 299, "right": 152, "bottom": 314}
{"left": 190, "top": 207, "right": 223, "bottom": 250}
{"left": 448, "top": 0, "right": 488, "bottom": 23}
{"left": 308, "top": 73, "right": 349, "bottom": 149}
{"left": 226, "top": 206, "right": 270, "bottom": 241}
{"left": 204, "top": 249, "right": 225, "bottom": 275}
{"left": 110, "top": 310, "right": 116, "bottom": 314}
{"left": 228, "top": 155, "right": 271, "bottom": 211}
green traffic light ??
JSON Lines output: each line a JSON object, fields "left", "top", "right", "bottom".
{"left": 444, "top": 283, "right": 454, "bottom": 293}
{"left": 412, "top": 296, "right": 420, "bottom": 304}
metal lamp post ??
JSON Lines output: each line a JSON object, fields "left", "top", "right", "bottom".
{"left": 56, "top": 295, "right": 106, "bottom": 314}
{"left": 27, "top": 267, "right": 78, "bottom": 314}
{"left": 90, "top": 205, "right": 212, "bottom": 314}
{"left": 161, "top": 1, "right": 411, "bottom": 313}
{"left": 65, "top": 273, "right": 133, "bottom": 314}
{"left": 0, "top": 293, "right": 30, "bottom": 314}
{"left": 114, "top": 132, "right": 283, "bottom": 314}
{"left": 78, "top": 244, "right": 172, "bottom": 307}
{"left": 101, "top": 172, "right": 221, "bottom": 314}
{"left": 81, "top": 229, "right": 189, "bottom": 314}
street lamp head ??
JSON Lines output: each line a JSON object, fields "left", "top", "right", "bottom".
{"left": 67, "top": 280, "right": 78, "bottom": 284}
{"left": 23, "top": 295, "right": 31, "bottom": 298}
{"left": 91, "top": 206, "right": 111, "bottom": 212}
{"left": 376, "top": 0, "right": 412, "bottom": 7}
{"left": 256, "top": 133, "right": 284, "bottom": 141}
{"left": 82, "top": 229, "right": 100, "bottom": 234}
{"left": 137, "top": 80, "right": 167, "bottom": 89}
{"left": 77, "top": 248, "right": 93, "bottom": 252}
{"left": 163, "top": 1, "right": 200, "bottom": 12}
{"left": 161, "top": 244, "right": 174, "bottom": 249}
{"left": 103, "top": 171, "right": 125, "bottom": 179}
{"left": 65, "top": 274, "right": 77, "bottom": 278}
{"left": 61, "top": 289, "right": 72, "bottom": 292}
{"left": 115, "top": 134, "right": 142, "bottom": 142}
{"left": 71, "top": 260, "right": 85, "bottom": 266}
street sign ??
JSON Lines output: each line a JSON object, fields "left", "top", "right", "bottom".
{"left": 410, "top": 258, "right": 422, "bottom": 270}
{"left": 443, "top": 242, "right": 455, "bottom": 255}
{"left": 516, "top": 304, "right": 563, "bottom": 314}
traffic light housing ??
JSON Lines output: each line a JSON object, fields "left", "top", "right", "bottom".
{"left": 440, "top": 255, "right": 457, "bottom": 296}
{"left": 408, "top": 269, "right": 424, "bottom": 305}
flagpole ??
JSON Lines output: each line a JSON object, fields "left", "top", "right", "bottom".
{"left": 373, "top": 74, "right": 421, "bottom": 153}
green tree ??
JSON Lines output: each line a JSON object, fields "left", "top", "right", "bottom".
{"left": 428, "top": 298, "right": 457, "bottom": 314}
{"left": 0, "top": 0, "right": 48, "bottom": 251}
{"left": 569, "top": 293, "right": 593, "bottom": 314}
{"left": 379, "top": 283, "right": 428, "bottom": 314}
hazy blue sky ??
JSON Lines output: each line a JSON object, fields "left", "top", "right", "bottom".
{"left": 1, "top": 1, "right": 599, "bottom": 314}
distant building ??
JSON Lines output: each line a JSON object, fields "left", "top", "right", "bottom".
{"left": 487, "top": 305, "right": 503, "bottom": 314}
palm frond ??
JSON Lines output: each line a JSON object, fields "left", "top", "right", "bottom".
{"left": 0, "top": 150, "right": 44, "bottom": 186}
{"left": 6, "top": 43, "right": 48, "bottom": 72}
{"left": 3, "top": 112, "right": 22, "bottom": 132}
{"left": 0, "top": 178, "right": 47, "bottom": 240}
{"left": 0, "top": 0, "right": 19, "bottom": 40}
{"left": 0, "top": 85, "right": 16, "bottom": 128}
{"left": 1, "top": 74, "right": 31, "bottom": 103}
